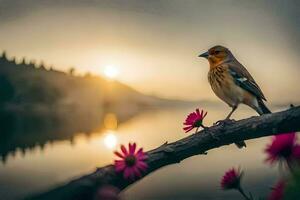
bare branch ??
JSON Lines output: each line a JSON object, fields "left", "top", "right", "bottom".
{"left": 29, "top": 106, "right": 300, "bottom": 200}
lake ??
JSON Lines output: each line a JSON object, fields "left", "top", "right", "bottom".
{"left": 0, "top": 103, "right": 287, "bottom": 200}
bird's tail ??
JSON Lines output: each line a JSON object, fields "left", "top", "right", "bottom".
{"left": 256, "top": 99, "right": 272, "bottom": 115}
{"left": 235, "top": 141, "right": 246, "bottom": 149}
{"left": 234, "top": 99, "right": 270, "bottom": 149}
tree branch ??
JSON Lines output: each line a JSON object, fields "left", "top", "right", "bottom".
{"left": 29, "top": 106, "right": 300, "bottom": 200}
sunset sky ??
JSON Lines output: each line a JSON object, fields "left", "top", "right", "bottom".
{"left": 0, "top": 0, "right": 299, "bottom": 103}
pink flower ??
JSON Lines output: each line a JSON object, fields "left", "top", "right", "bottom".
{"left": 268, "top": 180, "right": 286, "bottom": 200}
{"left": 265, "top": 132, "right": 300, "bottom": 166}
{"left": 114, "top": 143, "right": 148, "bottom": 180}
{"left": 183, "top": 108, "right": 207, "bottom": 133}
{"left": 221, "top": 168, "right": 243, "bottom": 190}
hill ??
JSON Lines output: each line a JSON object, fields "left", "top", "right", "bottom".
{"left": 0, "top": 51, "right": 188, "bottom": 116}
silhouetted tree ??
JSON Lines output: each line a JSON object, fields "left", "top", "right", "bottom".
{"left": 0, "top": 76, "right": 15, "bottom": 104}
{"left": 39, "top": 61, "right": 46, "bottom": 70}
{"left": 1, "top": 51, "right": 7, "bottom": 60}
{"left": 0, "top": 51, "right": 8, "bottom": 65}
{"left": 10, "top": 57, "right": 16, "bottom": 64}
{"left": 69, "top": 67, "right": 75, "bottom": 75}
{"left": 28, "top": 60, "right": 36, "bottom": 68}
{"left": 21, "top": 58, "right": 27, "bottom": 65}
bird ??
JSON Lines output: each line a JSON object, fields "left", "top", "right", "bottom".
{"left": 199, "top": 45, "right": 271, "bottom": 148}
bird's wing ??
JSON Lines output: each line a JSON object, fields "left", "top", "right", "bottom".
{"left": 228, "top": 62, "right": 266, "bottom": 101}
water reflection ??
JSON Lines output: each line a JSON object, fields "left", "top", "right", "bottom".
{"left": 103, "top": 113, "right": 118, "bottom": 130}
{"left": 0, "top": 108, "right": 129, "bottom": 164}
{"left": 103, "top": 131, "right": 118, "bottom": 149}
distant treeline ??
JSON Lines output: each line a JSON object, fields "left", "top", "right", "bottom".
{"left": 0, "top": 51, "right": 78, "bottom": 74}
{"left": 0, "top": 51, "right": 164, "bottom": 112}
{"left": 0, "top": 51, "right": 79, "bottom": 106}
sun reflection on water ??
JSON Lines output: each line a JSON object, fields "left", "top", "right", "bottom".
{"left": 103, "top": 131, "right": 118, "bottom": 149}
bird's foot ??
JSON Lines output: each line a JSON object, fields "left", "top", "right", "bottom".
{"left": 214, "top": 118, "right": 236, "bottom": 126}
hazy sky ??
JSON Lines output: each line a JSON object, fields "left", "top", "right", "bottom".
{"left": 0, "top": 0, "right": 299, "bottom": 103}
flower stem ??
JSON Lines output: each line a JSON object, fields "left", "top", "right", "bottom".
{"left": 201, "top": 124, "right": 207, "bottom": 129}
{"left": 287, "top": 161, "right": 296, "bottom": 175}
{"left": 237, "top": 186, "right": 251, "bottom": 200}
{"left": 195, "top": 127, "right": 199, "bottom": 134}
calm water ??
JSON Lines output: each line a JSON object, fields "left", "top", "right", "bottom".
{"left": 0, "top": 104, "right": 287, "bottom": 200}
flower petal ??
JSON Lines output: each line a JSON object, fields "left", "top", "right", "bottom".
{"left": 129, "top": 143, "right": 137, "bottom": 155}
{"left": 114, "top": 160, "right": 126, "bottom": 172}
{"left": 203, "top": 111, "right": 208, "bottom": 118}
{"left": 136, "top": 149, "right": 147, "bottom": 160}
{"left": 196, "top": 109, "right": 201, "bottom": 117}
{"left": 132, "top": 166, "right": 142, "bottom": 177}
{"left": 264, "top": 132, "right": 298, "bottom": 166}
{"left": 183, "top": 125, "right": 193, "bottom": 130}
{"left": 123, "top": 167, "right": 132, "bottom": 180}
{"left": 121, "top": 144, "right": 128, "bottom": 156}
{"left": 184, "top": 126, "right": 194, "bottom": 133}
{"left": 114, "top": 151, "right": 125, "bottom": 159}
{"left": 268, "top": 180, "right": 286, "bottom": 200}
{"left": 137, "top": 154, "right": 148, "bottom": 161}
{"left": 220, "top": 168, "right": 242, "bottom": 190}
{"left": 137, "top": 161, "right": 148, "bottom": 171}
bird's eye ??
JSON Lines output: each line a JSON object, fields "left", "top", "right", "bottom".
{"left": 214, "top": 50, "right": 221, "bottom": 54}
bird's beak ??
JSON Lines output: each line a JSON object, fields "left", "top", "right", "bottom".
{"left": 198, "top": 51, "right": 209, "bottom": 58}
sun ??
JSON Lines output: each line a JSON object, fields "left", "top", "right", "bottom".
{"left": 103, "top": 65, "right": 119, "bottom": 79}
